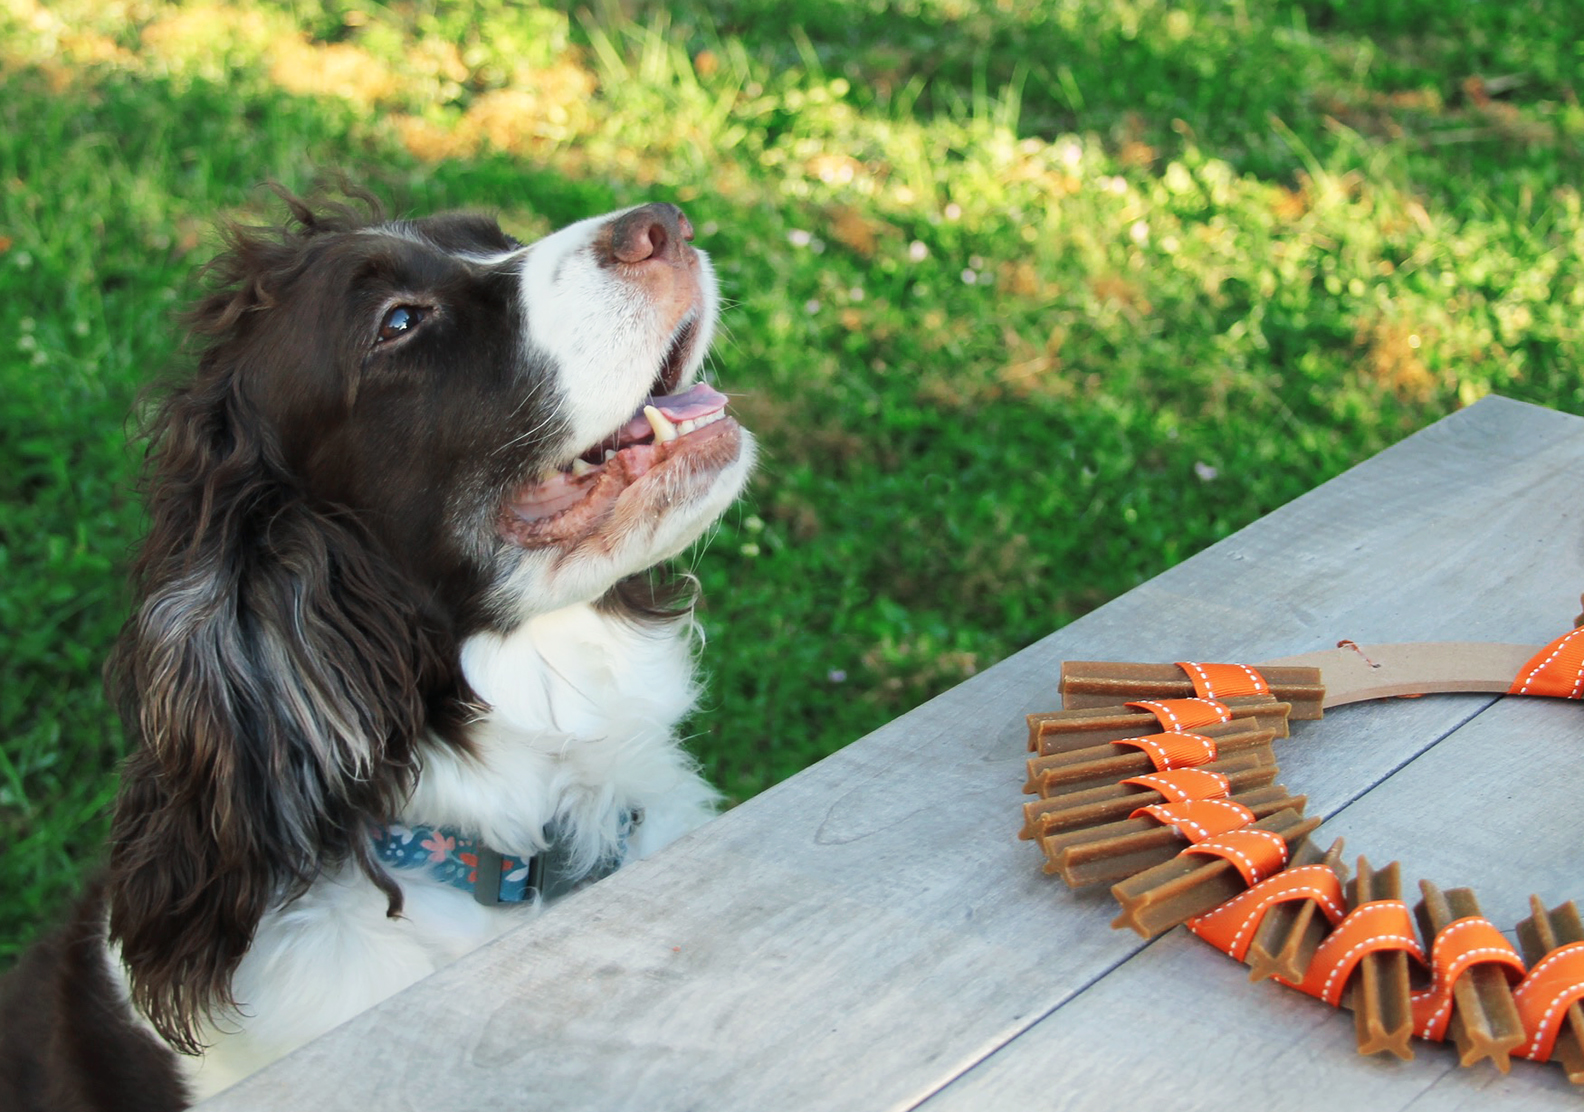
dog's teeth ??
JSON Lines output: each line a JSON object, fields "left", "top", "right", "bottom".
{"left": 570, "top": 458, "right": 595, "bottom": 477}
{"left": 644, "top": 405, "right": 679, "bottom": 443}
{"left": 669, "top": 411, "right": 726, "bottom": 438}
{"left": 604, "top": 448, "right": 617, "bottom": 462}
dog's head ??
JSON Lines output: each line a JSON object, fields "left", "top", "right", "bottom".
{"left": 188, "top": 194, "right": 750, "bottom": 621}
{"left": 106, "top": 193, "right": 752, "bottom": 1050}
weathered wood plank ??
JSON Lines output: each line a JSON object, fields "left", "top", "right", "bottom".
{"left": 198, "top": 398, "right": 1584, "bottom": 1110}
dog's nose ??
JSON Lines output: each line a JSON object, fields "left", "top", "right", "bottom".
{"left": 606, "top": 203, "right": 694, "bottom": 265}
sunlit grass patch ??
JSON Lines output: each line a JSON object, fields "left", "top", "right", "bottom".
{"left": 3, "top": 0, "right": 1584, "bottom": 959}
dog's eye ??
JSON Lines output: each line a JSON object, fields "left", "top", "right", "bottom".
{"left": 377, "top": 305, "right": 428, "bottom": 343}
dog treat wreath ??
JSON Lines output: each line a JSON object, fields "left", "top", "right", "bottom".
{"left": 1020, "top": 615, "right": 1584, "bottom": 1080}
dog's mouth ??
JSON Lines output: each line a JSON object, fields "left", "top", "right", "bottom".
{"left": 652, "top": 317, "right": 695, "bottom": 396}
{"left": 500, "top": 379, "right": 743, "bottom": 548}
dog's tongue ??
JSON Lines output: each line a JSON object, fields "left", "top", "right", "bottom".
{"left": 609, "top": 381, "right": 728, "bottom": 443}
{"left": 653, "top": 381, "right": 727, "bottom": 419}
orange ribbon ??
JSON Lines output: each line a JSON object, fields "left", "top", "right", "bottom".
{"left": 1186, "top": 865, "right": 1347, "bottom": 962}
{"left": 1119, "top": 768, "right": 1232, "bottom": 803}
{"left": 1125, "top": 697, "right": 1232, "bottom": 733}
{"left": 1514, "top": 941, "right": 1584, "bottom": 1062}
{"left": 1175, "top": 661, "right": 1271, "bottom": 701}
{"left": 1180, "top": 827, "right": 1290, "bottom": 887}
{"left": 1409, "top": 916, "right": 1525, "bottom": 1041}
{"left": 1113, "top": 731, "right": 1218, "bottom": 771}
{"left": 1282, "top": 900, "right": 1425, "bottom": 1006}
{"left": 1130, "top": 798, "right": 1256, "bottom": 843}
{"left": 1509, "top": 627, "right": 1584, "bottom": 700}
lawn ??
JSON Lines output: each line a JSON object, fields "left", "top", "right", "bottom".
{"left": 2, "top": 0, "right": 1582, "bottom": 962}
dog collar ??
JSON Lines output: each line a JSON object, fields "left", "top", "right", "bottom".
{"left": 370, "top": 811, "right": 639, "bottom": 905}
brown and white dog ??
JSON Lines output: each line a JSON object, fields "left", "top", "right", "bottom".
{"left": 0, "top": 194, "right": 753, "bottom": 1109}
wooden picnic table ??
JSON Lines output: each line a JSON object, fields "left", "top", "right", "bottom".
{"left": 201, "top": 396, "right": 1584, "bottom": 1110}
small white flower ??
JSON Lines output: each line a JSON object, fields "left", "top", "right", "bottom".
{"left": 961, "top": 269, "right": 978, "bottom": 284}
{"left": 1130, "top": 220, "right": 1150, "bottom": 246}
{"left": 787, "top": 229, "right": 813, "bottom": 247}
{"left": 908, "top": 240, "right": 929, "bottom": 262}
{"left": 944, "top": 202, "right": 963, "bottom": 220}
{"left": 804, "top": 299, "right": 821, "bottom": 314}
{"left": 1194, "top": 461, "right": 1219, "bottom": 482}
{"left": 848, "top": 287, "right": 865, "bottom": 302}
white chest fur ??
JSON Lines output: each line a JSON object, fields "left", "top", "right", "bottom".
{"left": 178, "top": 602, "right": 718, "bottom": 1099}
{"left": 406, "top": 601, "right": 719, "bottom": 867}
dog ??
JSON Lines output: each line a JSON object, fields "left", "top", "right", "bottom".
{"left": 0, "top": 193, "right": 754, "bottom": 1109}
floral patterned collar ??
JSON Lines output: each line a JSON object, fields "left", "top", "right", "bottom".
{"left": 370, "top": 812, "right": 637, "bottom": 905}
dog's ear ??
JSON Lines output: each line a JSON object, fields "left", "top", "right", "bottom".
{"left": 104, "top": 357, "right": 458, "bottom": 1054}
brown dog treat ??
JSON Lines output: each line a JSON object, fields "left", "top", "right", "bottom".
{"left": 1415, "top": 881, "right": 1525, "bottom": 1072}
{"left": 1027, "top": 695, "right": 1293, "bottom": 754}
{"left": 1516, "top": 898, "right": 1584, "bottom": 1084}
{"left": 1108, "top": 810, "right": 1321, "bottom": 937}
{"left": 1059, "top": 661, "right": 1325, "bottom": 720}
{"left": 1041, "top": 787, "right": 1304, "bottom": 887}
{"left": 1018, "top": 753, "right": 1278, "bottom": 841}
{"left": 1343, "top": 859, "right": 1416, "bottom": 1061}
{"left": 1024, "top": 719, "right": 1276, "bottom": 797}
{"left": 1244, "top": 838, "right": 1349, "bottom": 984}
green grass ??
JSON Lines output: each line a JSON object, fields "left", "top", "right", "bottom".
{"left": 3, "top": 0, "right": 1583, "bottom": 962}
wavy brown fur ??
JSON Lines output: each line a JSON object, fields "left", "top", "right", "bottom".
{"left": 104, "top": 192, "right": 472, "bottom": 1055}
{"left": 0, "top": 880, "right": 187, "bottom": 1111}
